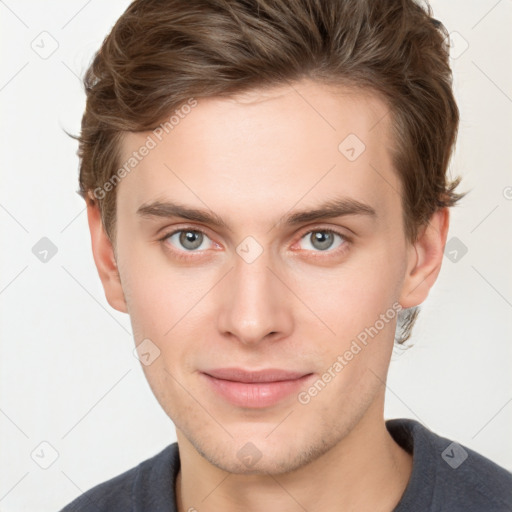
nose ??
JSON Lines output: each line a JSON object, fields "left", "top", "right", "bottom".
{"left": 216, "top": 246, "right": 294, "bottom": 346}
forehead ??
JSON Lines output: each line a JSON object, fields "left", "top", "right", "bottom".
{"left": 116, "top": 80, "right": 400, "bottom": 227}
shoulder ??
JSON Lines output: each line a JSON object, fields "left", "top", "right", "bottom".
{"left": 388, "top": 418, "right": 512, "bottom": 512}
{"left": 58, "top": 442, "right": 180, "bottom": 512}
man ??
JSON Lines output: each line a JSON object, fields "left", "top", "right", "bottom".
{"left": 60, "top": 0, "right": 512, "bottom": 510}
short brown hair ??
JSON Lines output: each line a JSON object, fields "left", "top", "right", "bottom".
{"left": 75, "top": 0, "right": 465, "bottom": 344}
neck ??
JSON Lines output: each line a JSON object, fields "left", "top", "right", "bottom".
{"left": 175, "top": 400, "right": 412, "bottom": 512}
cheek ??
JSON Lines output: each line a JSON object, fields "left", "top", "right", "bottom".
{"left": 117, "top": 237, "right": 187, "bottom": 333}
{"left": 287, "top": 242, "right": 405, "bottom": 339}
{"left": 118, "top": 244, "right": 216, "bottom": 371}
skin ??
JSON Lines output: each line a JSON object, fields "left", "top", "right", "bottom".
{"left": 87, "top": 79, "right": 449, "bottom": 511}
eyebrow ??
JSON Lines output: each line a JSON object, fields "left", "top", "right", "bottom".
{"left": 136, "top": 197, "right": 377, "bottom": 230}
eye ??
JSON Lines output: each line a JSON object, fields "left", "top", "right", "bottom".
{"left": 162, "top": 229, "right": 214, "bottom": 252}
{"left": 297, "top": 229, "right": 347, "bottom": 252}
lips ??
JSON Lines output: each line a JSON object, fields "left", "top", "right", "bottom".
{"left": 200, "top": 367, "right": 314, "bottom": 408}
{"left": 203, "top": 367, "right": 310, "bottom": 383}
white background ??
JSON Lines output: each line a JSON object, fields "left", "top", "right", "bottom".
{"left": 0, "top": 1, "right": 511, "bottom": 510}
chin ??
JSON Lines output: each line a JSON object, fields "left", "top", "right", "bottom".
{"left": 187, "top": 423, "right": 338, "bottom": 476}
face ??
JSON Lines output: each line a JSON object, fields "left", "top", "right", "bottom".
{"left": 104, "top": 80, "right": 425, "bottom": 474}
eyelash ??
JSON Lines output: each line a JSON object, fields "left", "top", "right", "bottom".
{"left": 158, "top": 226, "right": 351, "bottom": 261}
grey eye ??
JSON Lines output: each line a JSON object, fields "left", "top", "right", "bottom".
{"left": 311, "top": 232, "right": 334, "bottom": 250}
{"left": 167, "top": 230, "right": 210, "bottom": 251}
{"left": 299, "top": 231, "right": 345, "bottom": 252}
{"left": 179, "top": 231, "right": 203, "bottom": 250}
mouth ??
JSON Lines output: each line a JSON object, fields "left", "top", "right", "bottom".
{"left": 200, "top": 367, "right": 315, "bottom": 408}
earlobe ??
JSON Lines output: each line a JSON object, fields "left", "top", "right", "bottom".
{"left": 399, "top": 208, "right": 450, "bottom": 309}
{"left": 86, "top": 198, "right": 128, "bottom": 314}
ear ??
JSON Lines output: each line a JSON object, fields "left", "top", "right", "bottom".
{"left": 86, "top": 196, "right": 128, "bottom": 313}
{"left": 399, "top": 208, "right": 450, "bottom": 308}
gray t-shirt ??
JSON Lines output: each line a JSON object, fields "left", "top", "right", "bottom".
{"left": 59, "top": 418, "right": 512, "bottom": 511}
